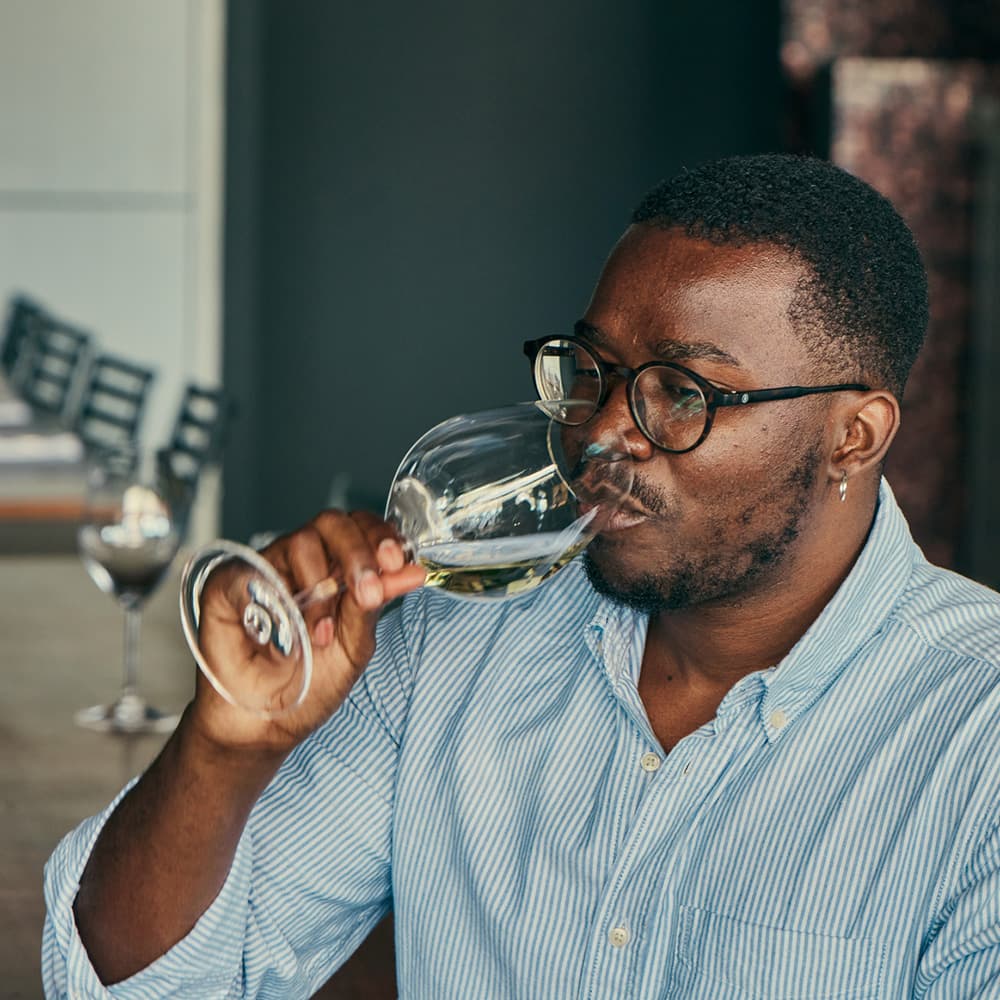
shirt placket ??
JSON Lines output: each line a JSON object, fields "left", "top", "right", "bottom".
{"left": 578, "top": 653, "right": 769, "bottom": 1000}
{"left": 576, "top": 733, "right": 720, "bottom": 998}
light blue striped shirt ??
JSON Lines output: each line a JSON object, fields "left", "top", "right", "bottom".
{"left": 44, "top": 480, "right": 1000, "bottom": 998}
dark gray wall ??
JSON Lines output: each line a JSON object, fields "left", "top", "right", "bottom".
{"left": 223, "top": 1, "right": 782, "bottom": 540}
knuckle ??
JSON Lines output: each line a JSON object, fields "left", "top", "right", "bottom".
{"left": 351, "top": 510, "right": 392, "bottom": 541}
{"left": 312, "top": 508, "right": 348, "bottom": 533}
{"left": 285, "top": 526, "right": 320, "bottom": 560}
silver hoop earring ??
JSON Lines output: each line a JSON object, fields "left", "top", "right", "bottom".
{"left": 839, "top": 470, "right": 848, "bottom": 503}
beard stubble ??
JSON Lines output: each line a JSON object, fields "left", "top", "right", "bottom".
{"left": 583, "top": 441, "right": 824, "bottom": 616}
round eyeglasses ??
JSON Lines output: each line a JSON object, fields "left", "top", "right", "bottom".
{"left": 523, "top": 335, "right": 871, "bottom": 454}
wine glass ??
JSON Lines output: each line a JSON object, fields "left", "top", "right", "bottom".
{"left": 180, "top": 401, "right": 633, "bottom": 717}
{"left": 75, "top": 449, "right": 182, "bottom": 733}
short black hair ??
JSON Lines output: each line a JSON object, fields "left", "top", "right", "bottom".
{"left": 631, "top": 154, "right": 929, "bottom": 396}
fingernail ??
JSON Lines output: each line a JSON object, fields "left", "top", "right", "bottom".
{"left": 377, "top": 538, "right": 405, "bottom": 571}
{"left": 312, "top": 617, "right": 334, "bottom": 647}
{"left": 356, "top": 569, "right": 383, "bottom": 608}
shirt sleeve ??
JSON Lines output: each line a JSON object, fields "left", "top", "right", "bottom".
{"left": 42, "top": 595, "right": 425, "bottom": 999}
{"left": 914, "top": 822, "right": 1000, "bottom": 998}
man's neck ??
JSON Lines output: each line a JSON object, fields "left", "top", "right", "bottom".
{"left": 643, "top": 572, "right": 833, "bottom": 685}
{"left": 637, "top": 512, "right": 873, "bottom": 750}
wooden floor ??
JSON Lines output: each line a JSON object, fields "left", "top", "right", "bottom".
{"left": 0, "top": 554, "right": 395, "bottom": 999}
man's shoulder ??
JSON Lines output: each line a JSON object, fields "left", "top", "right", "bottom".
{"left": 889, "top": 557, "right": 1000, "bottom": 672}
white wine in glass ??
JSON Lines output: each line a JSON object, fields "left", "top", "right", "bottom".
{"left": 180, "top": 402, "right": 633, "bottom": 718}
{"left": 76, "top": 453, "right": 181, "bottom": 734}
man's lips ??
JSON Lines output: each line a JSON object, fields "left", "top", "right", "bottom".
{"left": 602, "top": 504, "right": 652, "bottom": 532}
{"left": 578, "top": 497, "right": 656, "bottom": 533}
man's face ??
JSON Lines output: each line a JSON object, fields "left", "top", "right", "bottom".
{"left": 579, "top": 224, "right": 834, "bottom": 615}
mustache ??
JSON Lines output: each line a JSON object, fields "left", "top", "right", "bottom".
{"left": 628, "top": 474, "right": 672, "bottom": 517}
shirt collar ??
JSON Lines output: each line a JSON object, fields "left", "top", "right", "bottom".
{"left": 584, "top": 596, "right": 646, "bottom": 687}
{"left": 758, "top": 477, "right": 919, "bottom": 741}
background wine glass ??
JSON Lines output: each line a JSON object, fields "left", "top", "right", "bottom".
{"left": 180, "top": 401, "right": 633, "bottom": 718}
{"left": 76, "top": 449, "right": 182, "bottom": 733}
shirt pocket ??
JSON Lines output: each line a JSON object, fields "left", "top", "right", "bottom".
{"left": 672, "top": 906, "right": 886, "bottom": 1000}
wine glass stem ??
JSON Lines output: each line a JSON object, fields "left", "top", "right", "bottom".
{"left": 121, "top": 606, "right": 142, "bottom": 697}
{"left": 294, "top": 573, "right": 346, "bottom": 611}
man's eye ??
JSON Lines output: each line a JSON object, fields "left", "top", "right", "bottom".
{"left": 669, "top": 385, "right": 699, "bottom": 401}
{"left": 661, "top": 384, "right": 705, "bottom": 414}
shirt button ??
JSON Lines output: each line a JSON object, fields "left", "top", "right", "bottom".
{"left": 640, "top": 752, "right": 661, "bottom": 773}
{"left": 769, "top": 708, "right": 788, "bottom": 730}
{"left": 608, "top": 925, "right": 630, "bottom": 948}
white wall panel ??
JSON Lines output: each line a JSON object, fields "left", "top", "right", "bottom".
{"left": 0, "top": 0, "right": 188, "bottom": 194}
{"left": 0, "top": 0, "right": 224, "bottom": 540}
{"left": 0, "top": 209, "right": 187, "bottom": 450}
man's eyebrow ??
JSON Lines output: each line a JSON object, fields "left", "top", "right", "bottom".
{"left": 654, "top": 340, "right": 744, "bottom": 367}
{"left": 573, "top": 319, "right": 743, "bottom": 368}
{"left": 573, "top": 319, "right": 609, "bottom": 344}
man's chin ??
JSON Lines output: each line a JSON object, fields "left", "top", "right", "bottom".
{"left": 582, "top": 551, "right": 678, "bottom": 616}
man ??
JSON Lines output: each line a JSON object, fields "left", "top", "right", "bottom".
{"left": 45, "top": 154, "right": 1000, "bottom": 997}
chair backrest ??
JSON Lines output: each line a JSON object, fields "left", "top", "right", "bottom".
{"left": 1, "top": 295, "right": 47, "bottom": 375}
{"left": 158, "top": 383, "right": 229, "bottom": 484}
{"left": 15, "top": 316, "right": 93, "bottom": 421}
{"left": 75, "top": 353, "right": 156, "bottom": 454}
{"left": 156, "top": 383, "right": 230, "bottom": 538}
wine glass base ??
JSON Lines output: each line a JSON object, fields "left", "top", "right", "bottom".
{"left": 74, "top": 694, "right": 179, "bottom": 735}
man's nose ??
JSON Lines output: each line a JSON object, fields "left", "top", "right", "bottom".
{"left": 593, "top": 379, "right": 654, "bottom": 461}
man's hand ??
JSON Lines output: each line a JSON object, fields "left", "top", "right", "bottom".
{"left": 189, "top": 508, "right": 427, "bottom": 756}
{"left": 73, "top": 507, "right": 425, "bottom": 986}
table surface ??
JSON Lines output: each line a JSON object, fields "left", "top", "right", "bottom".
{"left": 0, "top": 554, "right": 394, "bottom": 999}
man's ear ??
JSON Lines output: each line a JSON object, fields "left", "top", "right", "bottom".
{"left": 827, "top": 390, "right": 900, "bottom": 480}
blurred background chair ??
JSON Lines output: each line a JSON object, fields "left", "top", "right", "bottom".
{"left": 0, "top": 307, "right": 92, "bottom": 479}
{"left": 0, "top": 295, "right": 166, "bottom": 554}
{"left": 1, "top": 295, "right": 46, "bottom": 377}
{"left": 0, "top": 297, "right": 44, "bottom": 430}
{"left": 74, "top": 353, "right": 156, "bottom": 461}
{"left": 0, "top": 306, "right": 96, "bottom": 552}
{"left": 13, "top": 315, "right": 93, "bottom": 427}
{"left": 156, "top": 382, "right": 229, "bottom": 540}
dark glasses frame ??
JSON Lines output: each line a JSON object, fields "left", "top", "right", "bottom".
{"left": 523, "top": 334, "right": 871, "bottom": 454}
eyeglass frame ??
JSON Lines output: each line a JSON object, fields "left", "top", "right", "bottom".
{"left": 522, "top": 334, "right": 871, "bottom": 454}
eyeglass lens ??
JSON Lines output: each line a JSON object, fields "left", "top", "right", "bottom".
{"left": 533, "top": 338, "right": 710, "bottom": 452}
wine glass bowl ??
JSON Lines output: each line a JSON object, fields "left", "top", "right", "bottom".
{"left": 180, "top": 402, "right": 633, "bottom": 718}
{"left": 384, "top": 403, "right": 630, "bottom": 596}
{"left": 79, "top": 486, "right": 177, "bottom": 605}
{"left": 75, "top": 452, "right": 182, "bottom": 734}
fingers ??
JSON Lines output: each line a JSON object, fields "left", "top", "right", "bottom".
{"left": 307, "top": 509, "right": 385, "bottom": 610}
{"left": 351, "top": 514, "right": 425, "bottom": 601}
{"left": 308, "top": 557, "right": 425, "bottom": 651}
{"left": 266, "top": 509, "right": 422, "bottom": 623}
{"left": 192, "top": 507, "right": 427, "bottom": 742}
{"left": 309, "top": 560, "right": 426, "bottom": 649}
{"left": 275, "top": 524, "right": 332, "bottom": 595}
